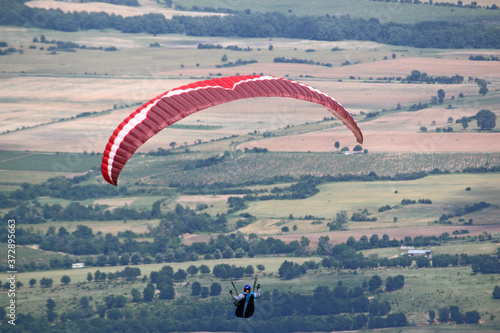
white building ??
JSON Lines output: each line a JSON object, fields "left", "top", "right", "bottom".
{"left": 408, "top": 249, "right": 432, "bottom": 258}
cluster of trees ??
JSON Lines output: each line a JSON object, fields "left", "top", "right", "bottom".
{"left": 404, "top": 70, "right": 464, "bottom": 84}
{"left": 183, "top": 154, "right": 226, "bottom": 170}
{"left": 351, "top": 209, "right": 378, "bottom": 222}
{"left": 273, "top": 57, "right": 332, "bottom": 67}
{"left": 197, "top": 43, "right": 252, "bottom": 51}
{"left": 191, "top": 281, "right": 222, "bottom": 297}
{"left": 31, "top": 35, "right": 117, "bottom": 52}
{"left": 371, "top": 0, "right": 498, "bottom": 10}
{"left": 430, "top": 306, "right": 481, "bottom": 325}
{"left": 1, "top": 1, "right": 500, "bottom": 49}
{"left": 469, "top": 54, "right": 500, "bottom": 61}
{"left": 212, "top": 263, "right": 255, "bottom": 279}
{"left": 3, "top": 174, "right": 125, "bottom": 207}
{"left": 6, "top": 200, "right": 157, "bottom": 224}
{"left": 426, "top": 109, "right": 496, "bottom": 133}
{"left": 278, "top": 260, "right": 319, "bottom": 279}
{"left": 215, "top": 58, "right": 257, "bottom": 68}
{"left": 4, "top": 212, "right": 498, "bottom": 273}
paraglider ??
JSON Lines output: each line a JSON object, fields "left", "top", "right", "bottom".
{"left": 230, "top": 278, "right": 261, "bottom": 318}
{"left": 102, "top": 75, "right": 363, "bottom": 185}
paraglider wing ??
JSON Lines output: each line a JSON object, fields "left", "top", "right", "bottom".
{"left": 102, "top": 75, "right": 363, "bottom": 185}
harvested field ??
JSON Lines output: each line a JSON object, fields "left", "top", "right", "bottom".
{"left": 239, "top": 131, "right": 500, "bottom": 153}
{"left": 1, "top": 74, "right": 490, "bottom": 153}
{"left": 93, "top": 196, "right": 139, "bottom": 207}
{"left": 160, "top": 57, "right": 500, "bottom": 81}
{"left": 327, "top": 57, "right": 500, "bottom": 80}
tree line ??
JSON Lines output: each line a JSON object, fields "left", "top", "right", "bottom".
{"left": 4, "top": 219, "right": 498, "bottom": 274}
{"left": 1, "top": 0, "right": 499, "bottom": 49}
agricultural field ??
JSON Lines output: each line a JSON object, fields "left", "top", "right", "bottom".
{"left": 1, "top": 0, "right": 499, "bottom": 332}
{"left": 241, "top": 173, "right": 500, "bottom": 221}
{"left": 28, "top": 0, "right": 500, "bottom": 24}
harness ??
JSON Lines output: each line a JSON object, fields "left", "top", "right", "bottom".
{"left": 242, "top": 292, "right": 254, "bottom": 316}
{"left": 235, "top": 291, "right": 255, "bottom": 318}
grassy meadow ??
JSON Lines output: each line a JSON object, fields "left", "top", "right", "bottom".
{"left": 241, "top": 173, "right": 500, "bottom": 221}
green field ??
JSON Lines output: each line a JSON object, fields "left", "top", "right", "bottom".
{"left": 175, "top": 0, "right": 500, "bottom": 24}
{"left": 18, "top": 219, "right": 162, "bottom": 237}
{"left": 241, "top": 173, "right": 500, "bottom": 224}
{"left": 0, "top": 151, "right": 101, "bottom": 172}
{"left": 361, "top": 241, "right": 498, "bottom": 258}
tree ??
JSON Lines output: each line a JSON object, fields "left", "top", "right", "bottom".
{"left": 29, "top": 278, "right": 37, "bottom": 287}
{"left": 130, "top": 252, "right": 142, "bottom": 265}
{"left": 40, "top": 277, "right": 53, "bottom": 288}
{"left": 79, "top": 296, "right": 89, "bottom": 308}
{"left": 475, "top": 109, "right": 496, "bottom": 130}
{"left": 437, "top": 89, "right": 445, "bottom": 103}
{"left": 353, "top": 144, "right": 363, "bottom": 152}
{"left": 429, "top": 309, "right": 436, "bottom": 324}
{"left": 105, "top": 294, "right": 116, "bottom": 309}
{"left": 245, "top": 265, "right": 254, "bottom": 276}
{"left": 114, "top": 295, "right": 127, "bottom": 308}
{"left": 131, "top": 288, "right": 141, "bottom": 302}
{"left": 191, "top": 281, "right": 201, "bottom": 296}
{"left": 199, "top": 264, "right": 210, "bottom": 274}
{"left": 416, "top": 256, "right": 430, "bottom": 268}
{"left": 173, "top": 269, "right": 187, "bottom": 281}
{"left": 200, "top": 286, "right": 209, "bottom": 298}
{"left": 186, "top": 265, "right": 198, "bottom": 275}
{"left": 334, "top": 141, "right": 340, "bottom": 152}
{"left": 368, "top": 275, "right": 382, "bottom": 291}
{"left": 159, "top": 283, "right": 175, "bottom": 299}
{"left": 210, "top": 282, "right": 222, "bottom": 296}
{"left": 61, "top": 275, "right": 71, "bottom": 285}
{"left": 465, "top": 310, "right": 481, "bottom": 324}
{"left": 143, "top": 285, "right": 155, "bottom": 302}
{"left": 120, "top": 252, "right": 130, "bottom": 265}
{"left": 46, "top": 298, "right": 57, "bottom": 322}
{"left": 87, "top": 272, "right": 93, "bottom": 282}
{"left": 169, "top": 141, "right": 177, "bottom": 149}
{"left": 46, "top": 298, "right": 56, "bottom": 311}
{"left": 221, "top": 54, "right": 228, "bottom": 62}
{"left": 461, "top": 116, "right": 469, "bottom": 130}
{"left": 107, "top": 308, "right": 123, "bottom": 320}
{"left": 438, "top": 307, "right": 449, "bottom": 322}
{"left": 96, "top": 254, "right": 107, "bottom": 266}
{"left": 222, "top": 247, "right": 234, "bottom": 259}
{"left": 475, "top": 78, "right": 488, "bottom": 95}
{"left": 493, "top": 286, "right": 500, "bottom": 299}
{"left": 234, "top": 248, "right": 245, "bottom": 258}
